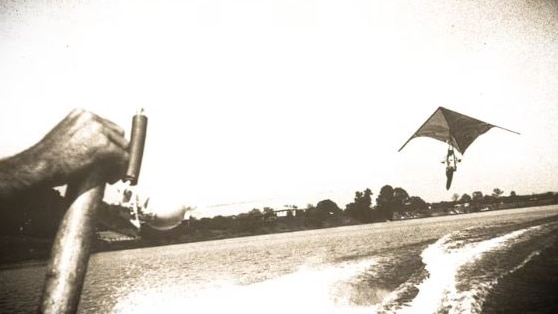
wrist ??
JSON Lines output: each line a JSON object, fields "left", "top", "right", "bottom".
{"left": 0, "top": 145, "right": 55, "bottom": 199}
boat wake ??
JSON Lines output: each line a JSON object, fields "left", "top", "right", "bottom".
{"left": 113, "top": 220, "right": 558, "bottom": 314}
{"left": 379, "top": 222, "right": 558, "bottom": 313}
{"left": 114, "top": 257, "right": 381, "bottom": 314}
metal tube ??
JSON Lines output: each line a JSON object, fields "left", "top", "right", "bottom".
{"left": 39, "top": 109, "right": 148, "bottom": 312}
{"left": 125, "top": 109, "right": 148, "bottom": 186}
{"left": 38, "top": 171, "right": 105, "bottom": 314}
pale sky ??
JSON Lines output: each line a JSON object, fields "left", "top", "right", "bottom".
{"left": 1, "top": 0, "right": 557, "bottom": 217}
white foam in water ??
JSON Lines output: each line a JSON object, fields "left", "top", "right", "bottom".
{"left": 113, "top": 258, "right": 378, "bottom": 314}
{"left": 397, "top": 226, "right": 539, "bottom": 314}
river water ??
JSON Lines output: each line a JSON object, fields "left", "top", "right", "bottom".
{"left": 1, "top": 205, "right": 558, "bottom": 313}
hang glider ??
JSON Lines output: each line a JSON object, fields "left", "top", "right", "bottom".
{"left": 398, "top": 107, "right": 519, "bottom": 155}
{"left": 399, "top": 107, "right": 519, "bottom": 190}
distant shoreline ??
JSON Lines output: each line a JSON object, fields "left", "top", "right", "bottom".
{"left": 2, "top": 203, "right": 557, "bottom": 267}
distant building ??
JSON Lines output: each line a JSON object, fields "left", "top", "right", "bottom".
{"left": 274, "top": 208, "right": 297, "bottom": 218}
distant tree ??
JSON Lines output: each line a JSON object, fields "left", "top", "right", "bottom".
{"left": 452, "top": 193, "right": 460, "bottom": 202}
{"left": 407, "top": 196, "right": 428, "bottom": 212}
{"left": 234, "top": 209, "right": 265, "bottom": 233}
{"left": 503, "top": 190, "right": 518, "bottom": 204}
{"left": 472, "top": 191, "right": 484, "bottom": 203}
{"left": 376, "top": 185, "right": 394, "bottom": 207}
{"left": 305, "top": 199, "right": 341, "bottom": 227}
{"left": 249, "top": 208, "right": 263, "bottom": 219}
{"left": 542, "top": 191, "right": 554, "bottom": 199}
{"left": 393, "top": 188, "right": 410, "bottom": 205}
{"left": 263, "top": 207, "right": 276, "bottom": 222}
{"left": 470, "top": 191, "right": 484, "bottom": 210}
{"left": 483, "top": 194, "right": 497, "bottom": 204}
{"left": 375, "top": 185, "right": 396, "bottom": 221}
{"left": 345, "top": 188, "right": 373, "bottom": 222}
{"left": 492, "top": 188, "right": 504, "bottom": 198}
{"left": 392, "top": 187, "right": 410, "bottom": 214}
{"left": 459, "top": 193, "right": 472, "bottom": 204}
{"left": 212, "top": 215, "right": 232, "bottom": 229}
{"left": 315, "top": 199, "right": 341, "bottom": 216}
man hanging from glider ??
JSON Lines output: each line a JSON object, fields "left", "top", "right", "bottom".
{"left": 399, "top": 107, "right": 519, "bottom": 190}
{"left": 442, "top": 144, "right": 461, "bottom": 190}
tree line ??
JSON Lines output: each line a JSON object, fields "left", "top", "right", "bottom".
{"left": 1, "top": 184, "right": 557, "bottom": 253}
{"left": 139, "top": 186, "right": 558, "bottom": 245}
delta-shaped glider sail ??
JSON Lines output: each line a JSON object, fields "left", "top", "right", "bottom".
{"left": 398, "top": 107, "right": 519, "bottom": 154}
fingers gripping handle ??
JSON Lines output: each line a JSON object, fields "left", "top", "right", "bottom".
{"left": 125, "top": 109, "right": 148, "bottom": 186}
{"left": 40, "top": 110, "right": 148, "bottom": 313}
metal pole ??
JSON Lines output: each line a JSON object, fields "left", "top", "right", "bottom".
{"left": 38, "top": 171, "right": 105, "bottom": 314}
{"left": 39, "top": 109, "right": 147, "bottom": 313}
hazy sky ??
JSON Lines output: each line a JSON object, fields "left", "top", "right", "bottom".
{"left": 1, "top": 0, "right": 557, "bottom": 217}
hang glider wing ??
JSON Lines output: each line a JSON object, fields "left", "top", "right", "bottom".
{"left": 398, "top": 107, "right": 519, "bottom": 154}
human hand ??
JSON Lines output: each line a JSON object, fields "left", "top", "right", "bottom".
{"left": 31, "top": 108, "right": 130, "bottom": 186}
